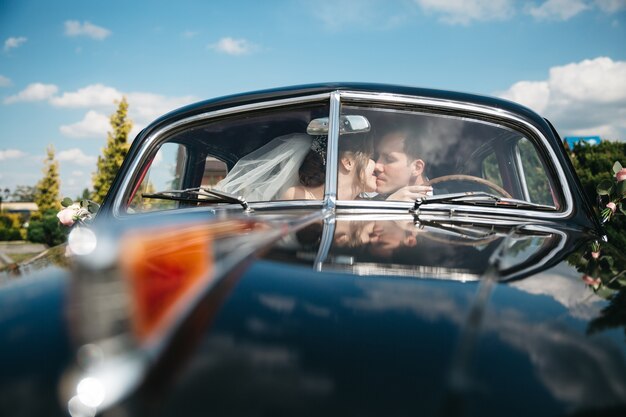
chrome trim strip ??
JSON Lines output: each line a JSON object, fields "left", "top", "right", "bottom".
{"left": 336, "top": 91, "right": 574, "bottom": 220}
{"left": 515, "top": 145, "right": 531, "bottom": 201}
{"left": 112, "top": 93, "right": 332, "bottom": 217}
{"left": 324, "top": 92, "right": 340, "bottom": 210}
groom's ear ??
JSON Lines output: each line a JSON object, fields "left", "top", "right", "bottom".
{"left": 410, "top": 158, "right": 425, "bottom": 177}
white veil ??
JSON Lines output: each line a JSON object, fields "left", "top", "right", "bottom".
{"left": 214, "top": 133, "right": 313, "bottom": 201}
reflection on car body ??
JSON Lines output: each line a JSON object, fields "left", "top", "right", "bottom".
{"left": 1, "top": 83, "right": 625, "bottom": 417}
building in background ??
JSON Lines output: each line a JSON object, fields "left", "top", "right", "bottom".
{"left": 564, "top": 136, "right": 602, "bottom": 149}
{"left": 1, "top": 202, "right": 38, "bottom": 222}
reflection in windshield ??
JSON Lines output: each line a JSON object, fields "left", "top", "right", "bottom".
{"left": 324, "top": 218, "right": 557, "bottom": 282}
{"left": 266, "top": 217, "right": 564, "bottom": 284}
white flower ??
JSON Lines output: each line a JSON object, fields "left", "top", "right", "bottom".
{"left": 57, "top": 203, "right": 92, "bottom": 227}
{"left": 57, "top": 203, "right": 81, "bottom": 226}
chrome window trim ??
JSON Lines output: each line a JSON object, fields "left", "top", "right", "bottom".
{"left": 112, "top": 93, "right": 332, "bottom": 217}
{"left": 335, "top": 91, "right": 573, "bottom": 220}
{"left": 114, "top": 89, "right": 573, "bottom": 220}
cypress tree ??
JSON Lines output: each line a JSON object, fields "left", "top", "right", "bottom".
{"left": 28, "top": 146, "right": 67, "bottom": 246}
{"left": 34, "top": 145, "right": 61, "bottom": 216}
{"left": 92, "top": 97, "right": 132, "bottom": 203}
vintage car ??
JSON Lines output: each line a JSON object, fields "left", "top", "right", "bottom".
{"left": 1, "top": 83, "right": 626, "bottom": 417}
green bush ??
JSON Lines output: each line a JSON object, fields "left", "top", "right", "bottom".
{"left": 26, "top": 209, "right": 67, "bottom": 247}
{"left": 0, "top": 213, "right": 25, "bottom": 241}
{"left": 568, "top": 141, "right": 626, "bottom": 249}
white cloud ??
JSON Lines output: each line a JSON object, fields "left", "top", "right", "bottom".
{"left": 50, "top": 84, "right": 195, "bottom": 121}
{"left": 0, "top": 75, "right": 11, "bottom": 87}
{"left": 497, "top": 57, "right": 626, "bottom": 140}
{"left": 57, "top": 148, "right": 97, "bottom": 166}
{"left": 0, "top": 149, "right": 26, "bottom": 161}
{"left": 4, "top": 36, "right": 27, "bottom": 52}
{"left": 548, "top": 57, "right": 626, "bottom": 103}
{"left": 59, "top": 110, "right": 110, "bottom": 138}
{"left": 499, "top": 80, "right": 550, "bottom": 113}
{"left": 526, "top": 0, "right": 590, "bottom": 20}
{"left": 2, "top": 81, "right": 196, "bottom": 140}
{"left": 4, "top": 83, "right": 59, "bottom": 104}
{"left": 125, "top": 91, "right": 196, "bottom": 123}
{"left": 50, "top": 84, "right": 122, "bottom": 108}
{"left": 54, "top": 84, "right": 197, "bottom": 139}
{"left": 209, "top": 37, "right": 254, "bottom": 55}
{"left": 414, "top": 0, "right": 515, "bottom": 24}
{"left": 64, "top": 20, "right": 111, "bottom": 40}
{"left": 594, "top": 0, "right": 626, "bottom": 13}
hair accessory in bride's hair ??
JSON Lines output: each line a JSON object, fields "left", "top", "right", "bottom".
{"left": 310, "top": 135, "right": 327, "bottom": 166}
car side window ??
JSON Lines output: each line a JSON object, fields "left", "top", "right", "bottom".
{"left": 128, "top": 143, "right": 188, "bottom": 213}
{"left": 517, "top": 137, "right": 555, "bottom": 206}
{"left": 482, "top": 153, "right": 504, "bottom": 189}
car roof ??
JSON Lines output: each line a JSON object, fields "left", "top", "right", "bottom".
{"left": 142, "top": 82, "right": 548, "bottom": 137}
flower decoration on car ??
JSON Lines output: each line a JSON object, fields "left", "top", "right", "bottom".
{"left": 57, "top": 197, "right": 100, "bottom": 227}
{"left": 597, "top": 161, "right": 626, "bottom": 223}
{"left": 572, "top": 161, "right": 626, "bottom": 294}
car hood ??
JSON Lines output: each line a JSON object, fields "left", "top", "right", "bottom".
{"left": 124, "top": 214, "right": 625, "bottom": 417}
{"left": 2, "top": 209, "right": 625, "bottom": 416}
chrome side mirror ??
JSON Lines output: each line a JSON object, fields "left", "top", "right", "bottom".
{"left": 307, "top": 115, "right": 371, "bottom": 135}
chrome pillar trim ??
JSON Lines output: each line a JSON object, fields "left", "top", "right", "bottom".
{"left": 112, "top": 93, "right": 331, "bottom": 217}
{"left": 323, "top": 91, "right": 341, "bottom": 211}
{"left": 515, "top": 145, "right": 531, "bottom": 201}
{"left": 337, "top": 91, "right": 574, "bottom": 220}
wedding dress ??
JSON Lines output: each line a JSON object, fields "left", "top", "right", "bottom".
{"left": 214, "top": 133, "right": 314, "bottom": 202}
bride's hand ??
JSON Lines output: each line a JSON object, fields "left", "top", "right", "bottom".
{"left": 386, "top": 185, "right": 433, "bottom": 202}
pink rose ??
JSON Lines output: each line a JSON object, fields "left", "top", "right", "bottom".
{"left": 582, "top": 275, "right": 601, "bottom": 286}
{"left": 616, "top": 168, "right": 626, "bottom": 182}
{"left": 606, "top": 202, "right": 617, "bottom": 213}
{"left": 57, "top": 203, "right": 80, "bottom": 227}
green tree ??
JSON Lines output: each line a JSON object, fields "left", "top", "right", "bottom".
{"left": 34, "top": 146, "right": 61, "bottom": 216}
{"left": 11, "top": 185, "right": 36, "bottom": 202}
{"left": 27, "top": 146, "right": 67, "bottom": 246}
{"left": 0, "top": 213, "right": 24, "bottom": 241}
{"left": 568, "top": 140, "right": 626, "bottom": 249}
{"left": 92, "top": 97, "right": 132, "bottom": 203}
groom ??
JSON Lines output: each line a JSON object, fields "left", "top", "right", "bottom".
{"left": 373, "top": 129, "right": 432, "bottom": 201}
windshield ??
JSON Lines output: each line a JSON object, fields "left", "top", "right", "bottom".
{"left": 123, "top": 98, "right": 561, "bottom": 214}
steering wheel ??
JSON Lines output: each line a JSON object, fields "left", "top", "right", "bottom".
{"left": 427, "top": 174, "right": 512, "bottom": 199}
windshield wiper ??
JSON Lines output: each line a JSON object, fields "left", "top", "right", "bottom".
{"left": 410, "top": 192, "right": 554, "bottom": 213}
{"left": 142, "top": 187, "right": 252, "bottom": 212}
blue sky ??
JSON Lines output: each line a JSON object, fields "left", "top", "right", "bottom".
{"left": 1, "top": 0, "right": 625, "bottom": 198}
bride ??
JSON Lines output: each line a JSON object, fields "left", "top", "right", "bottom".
{"left": 282, "top": 134, "right": 376, "bottom": 200}
{"left": 215, "top": 133, "right": 376, "bottom": 201}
